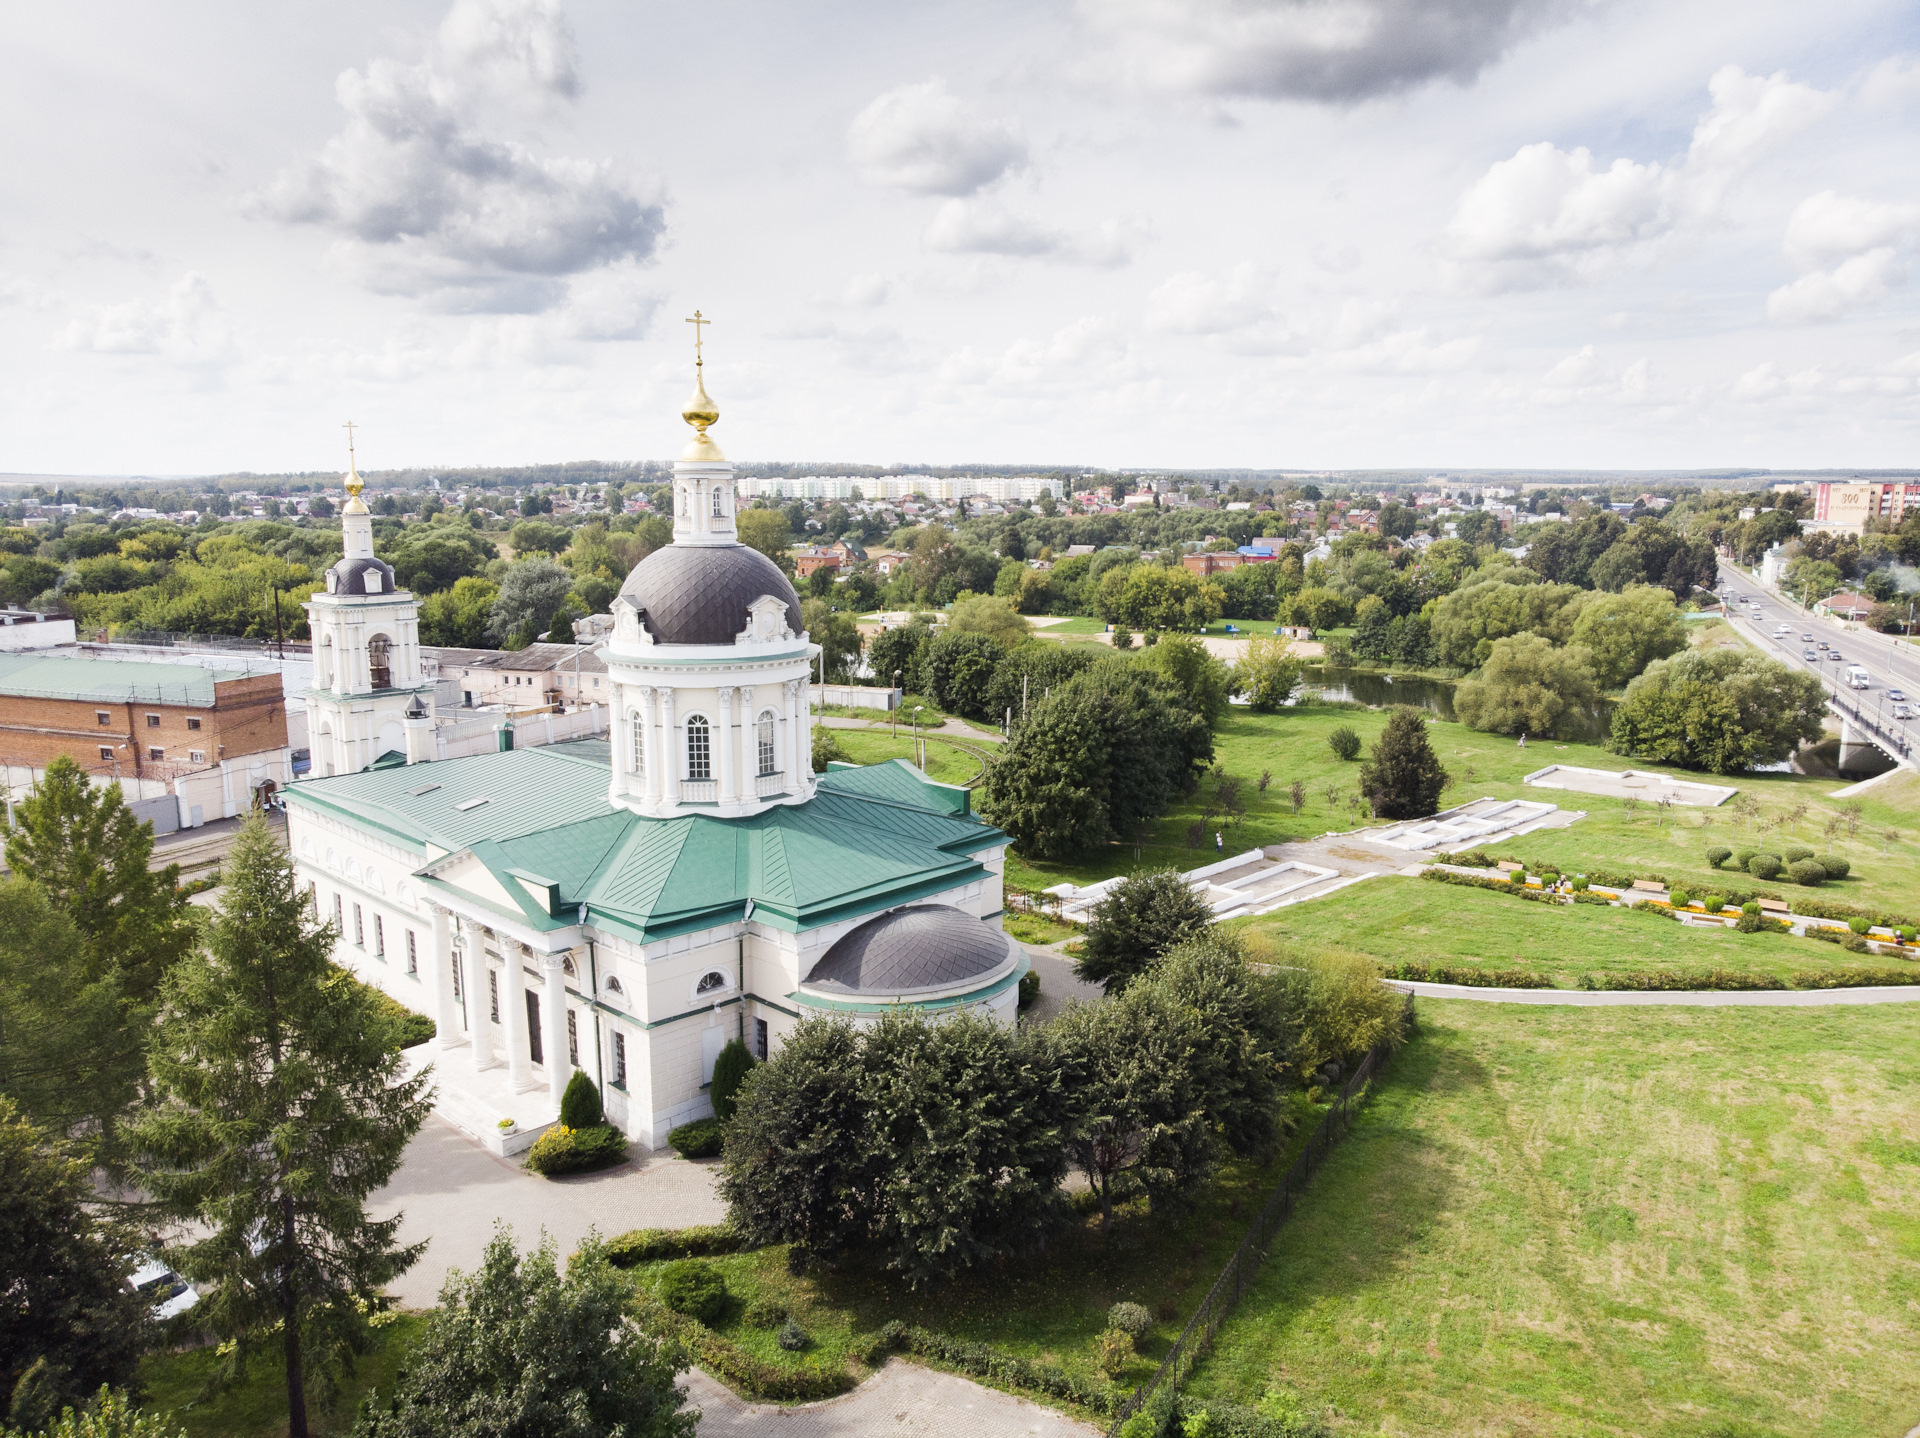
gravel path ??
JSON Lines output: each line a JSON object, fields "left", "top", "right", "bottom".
{"left": 683, "top": 1361, "right": 1099, "bottom": 1437}
{"left": 1384, "top": 979, "right": 1920, "bottom": 1006}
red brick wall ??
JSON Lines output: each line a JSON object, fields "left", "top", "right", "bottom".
{"left": 0, "top": 671, "right": 287, "bottom": 781}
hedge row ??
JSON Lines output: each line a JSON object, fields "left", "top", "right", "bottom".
{"left": 1378, "top": 961, "right": 1557, "bottom": 990}
{"left": 869, "top": 1321, "right": 1125, "bottom": 1417}
{"left": 1169, "top": 1395, "right": 1334, "bottom": 1438}
{"left": 605, "top": 1224, "right": 751, "bottom": 1267}
{"left": 1789, "top": 968, "right": 1920, "bottom": 989}
{"left": 1420, "top": 868, "right": 1521, "bottom": 893}
{"left": 631, "top": 1294, "right": 857, "bottom": 1401}
{"left": 1786, "top": 894, "right": 1918, "bottom": 931}
{"left": 1578, "top": 967, "right": 1920, "bottom": 991}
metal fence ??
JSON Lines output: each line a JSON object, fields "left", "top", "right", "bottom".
{"left": 1105, "top": 1004, "right": 1412, "bottom": 1435}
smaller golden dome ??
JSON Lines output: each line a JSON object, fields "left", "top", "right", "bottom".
{"left": 680, "top": 369, "right": 724, "bottom": 461}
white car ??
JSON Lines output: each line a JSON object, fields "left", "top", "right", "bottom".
{"left": 1890, "top": 688, "right": 1907, "bottom": 702}
{"left": 130, "top": 1258, "right": 199, "bottom": 1320}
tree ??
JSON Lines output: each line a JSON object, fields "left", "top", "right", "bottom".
{"left": 3, "top": 1387, "right": 188, "bottom": 1438}
{"left": 127, "top": 816, "right": 432, "bottom": 1438}
{"left": 418, "top": 577, "right": 498, "bottom": 648}
{"left": 1150, "top": 934, "right": 1297, "bottom": 1156}
{"left": 356, "top": 1231, "right": 694, "bottom": 1438}
{"left": 1453, "top": 633, "right": 1599, "bottom": 736}
{"left": 557, "top": 1072, "right": 603, "bottom": 1130}
{"left": 736, "top": 511, "right": 793, "bottom": 573}
{"left": 1567, "top": 585, "right": 1688, "bottom": 688}
{"left": 1135, "top": 635, "right": 1231, "bottom": 728}
{"left": 381, "top": 530, "right": 492, "bottom": 596}
{"left": 1427, "top": 575, "right": 1583, "bottom": 668}
{"left": 799, "top": 599, "right": 861, "bottom": 683}
{"left": 915, "top": 630, "right": 1007, "bottom": 720}
{"left": 0, "top": 1101, "right": 149, "bottom": 1431}
{"left": 1075, "top": 869, "right": 1214, "bottom": 995}
{"left": 1609, "top": 650, "right": 1826, "bottom": 774}
{"left": 946, "top": 593, "right": 1030, "bottom": 648}
{"left": 867, "top": 620, "right": 933, "bottom": 693}
{"left": 1232, "top": 634, "right": 1301, "bottom": 711}
{"left": 487, "top": 558, "right": 573, "bottom": 644}
{"left": 985, "top": 642, "right": 1099, "bottom": 727}
{"left": 506, "top": 521, "right": 569, "bottom": 557}
{"left": 708, "top": 1039, "right": 754, "bottom": 1123}
{"left": 1357, "top": 708, "right": 1448, "bottom": 820}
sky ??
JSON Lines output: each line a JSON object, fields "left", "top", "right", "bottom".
{"left": 4, "top": 0, "right": 1919, "bottom": 477}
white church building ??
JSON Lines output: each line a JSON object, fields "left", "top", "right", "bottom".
{"left": 284, "top": 360, "right": 1024, "bottom": 1153}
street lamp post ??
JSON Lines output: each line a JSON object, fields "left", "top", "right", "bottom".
{"left": 912, "top": 705, "right": 924, "bottom": 771}
{"left": 892, "top": 670, "right": 901, "bottom": 740}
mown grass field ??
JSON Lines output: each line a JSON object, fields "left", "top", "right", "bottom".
{"left": 826, "top": 727, "right": 991, "bottom": 786}
{"left": 141, "top": 1315, "right": 426, "bottom": 1438}
{"left": 1185, "top": 1000, "right": 1920, "bottom": 1438}
{"left": 1240, "top": 876, "right": 1914, "bottom": 987}
{"left": 1000, "top": 707, "right": 1917, "bottom": 922}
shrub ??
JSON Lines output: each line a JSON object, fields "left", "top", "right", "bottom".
{"left": 1784, "top": 846, "right": 1813, "bottom": 864}
{"left": 1844, "top": 933, "right": 1870, "bottom": 953}
{"left": 1732, "top": 847, "right": 1757, "bottom": 870}
{"left": 1570, "top": 876, "right": 1590, "bottom": 892}
{"left": 710, "top": 1038, "right": 755, "bottom": 1122}
{"left": 1705, "top": 845, "right": 1733, "bottom": 868}
{"left": 1821, "top": 854, "right": 1851, "bottom": 879}
{"left": 1736, "top": 909, "right": 1763, "bottom": 933}
{"left": 1018, "top": 969, "right": 1041, "bottom": 1010}
{"left": 1581, "top": 969, "right": 1788, "bottom": 992}
{"left": 1698, "top": 894, "right": 1725, "bottom": 914}
{"left": 604, "top": 1223, "right": 748, "bottom": 1267}
{"left": 1741, "top": 901, "right": 1762, "bottom": 915}
{"left": 775, "top": 1317, "right": 810, "bottom": 1352}
{"left": 1668, "top": 889, "right": 1692, "bottom": 909}
{"left": 1108, "top": 1301, "right": 1155, "bottom": 1344}
{"left": 1747, "top": 853, "right": 1782, "bottom": 880}
{"left": 1792, "top": 967, "right": 1920, "bottom": 989}
{"left": 1540, "top": 870, "right": 1560, "bottom": 886}
{"left": 523, "top": 1123, "right": 628, "bottom": 1176}
{"left": 1848, "top": 916, "right": 1872, "bottom": 935}
{"left": 1790, "top": 860, "right": 1827, "bottom": 887}
{"left": 668, "top": 1119, "right": 724, "bottom": 1158}
{"left": 657, "top": 1259, "right": 728, "bottom": 1326}
{"left": 1094, "top": 1328, "right": 1135, "bottom": 1377}
{"left": 558, "top": 1069, "right": 603, "bottom": 1129}
{"left": 1327, "top": 725, "right": 1361, "bottom": 761}
{"left": 744, "top": 1296, "right": 789, "bottom": 1327}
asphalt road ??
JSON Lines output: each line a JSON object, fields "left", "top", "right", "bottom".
{"left": 1714, "top": 560, "right": 1917, "bottom": 765}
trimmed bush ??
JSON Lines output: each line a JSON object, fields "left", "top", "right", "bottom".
{"left": 1741, "top": 901, "right": 1762, "bottom": 916}
{"left": 1698, "top": 894, "right": 1726, "bottom": 914}
{"left": 1821, "top": 854, "right": 1851, "bottom": 879}
{"left": 1018, "top": 969, "right": 1040, "bottom": 1010}
{"left": 776, "top": 1318, "right": 810, "bottom": 1352}
{"left": 1848, "top": 916, "right": 1872, "bottom": 935}
{"left": 1791, "top": 967, "right": 1920, "bottom": 989}
{"left": 1747, "top": 853, "right": 1782, "bottom": 880}
{"left": 743, "top": 1297, "right": 789, "bottom": 1328}
{"left": 559, "top": 1069, "right": 604, "bottom": 1129}
{"left": 657, "top": 1259, "right": 728, "bottom": 1325}
{"left": 604, "top": 1223, "right": 748, "bottom": 1267}
{"left": 1327, "top": 725, "right": 1362, "bottom": 761}
{"left": 1379, "top": 961, "right": 1556, "bottom": 989}
{"left": 524, "top": 1122, "right": 628, "bottom": 1176}
{"left": 1668, "top": 889, "right": 1692, "bottom": 909}
{"left": 1094, "top": 1328, "right": 1134, "bottom": 1377}
{"left": 1783, "top": 846, "right": 1813, "bottom": 864}
{"left": 710, "top": 1038, "right": 755, "bottom": 1123}
{"left": 1732, "top": 848, "right": 1757, "bottom": 871}
{"left": 1570, "top": 876, "right": 1590, "bottom": 893}
{"left": 1790, "top": 859, "right": 1828, "bottom": 887}
{"left": 668, "top": 1119, "right": 724, "bottom": 1159}
{"left": 1705, "top": 845, "right": 1733, "bottom": 868}
{"left": 1108, "top": 1301, "right": 1154, "bottom": 1344}
{"left": 1736, "top": 909, "right": 1764, "bottom": 933}
{"left": 1580, "top": 969, "right": 1788, "bottom": 992}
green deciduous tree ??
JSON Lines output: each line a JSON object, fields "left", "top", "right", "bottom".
{"left": 1075, "top": 869, "right": 1214, "bottom": 995}
{"left": 1609, "top": 650, "right": 1827, "bottom": 774}
{"left": 708, "top": 1039, "right": 754, "bottom": 1123}
{"left": 867, "top": 619, "right": 934, "bottom": 694}
{"left": 2, "top": 1387, "right": 187, "bottom": 1438}
{"left": 914, "top": 629, "right": 1007, "bottom": 719}
{"left": 735, "top": 511, "right": 793, "bottom": 573}
{"left": 946, "top": 593, "right": 1030, "bottom": 648}
{"left": 0, "top": 1101, "right": 149, "bottom": 1430}
{"left": 1453, "top": 633, "right": 1599, "bottom": 736}
{"left": 127, "top": 817, "right": 432, "bottom": 1438}
{"left": 487, "top": 558, "right": 573, "bottom": 644}
{"left": 1426, "top": 575, "right": 1583, "bottom": 668}
{"left": 417, "top": 577, "right": 499, "bottom": 648}
{"left": 1566, "top": 585, "right": 1688, "bottom": 688}
{"left": 354, "top": 1231, "right": 694, "bottom": 1438}
{"left": 1357, "top": 708, "right": 1448, "bottom": 820}
{"left": 1135, "top": 635, "right": 1231, "bottom": 728}
{"left": 799, "top": 599, "right": 862, "bottom": 684}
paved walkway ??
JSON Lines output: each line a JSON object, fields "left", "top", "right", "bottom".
{"left": 371, "top": 1115, "right": 726, "bottom": 1307}
{"left": 684, "top": 1361, "right": 1100, "bottom": 1437}
{"left": 1017, "top": 944, "right": 1105, "bottom": 1024}
{"left": 1385, "top": 979, "right": 1920, "bottom": 1006}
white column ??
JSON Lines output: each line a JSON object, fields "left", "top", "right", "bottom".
{"left": 658, "top": 686, "right": 677, "bottom": 804}
{"left": 431, "top": 906, "right": 460, "bottom": 1050}
{"left": 717, "top": 686, "right": 737, "bottom": 804}
{"left": 631, "top": 688, "right": 651, "bottom": 800}
{"left": 463, "top": 931, "right": 494, "bottom": 1072}
{"left": 544, "top": 957, "right": 570, "bottom": 1105}
{"left": 503, "top": 952, "right": 533, "bottom": 1091}
{"left": 788, "top": 679, "right": 807, "bottom": 788}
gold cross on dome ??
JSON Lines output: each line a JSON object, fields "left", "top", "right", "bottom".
{"left": 342, "top": 419, "right": 358, "bottom": 459}
{"left": 685, "top": 310, "right": 710, "bottom": 367}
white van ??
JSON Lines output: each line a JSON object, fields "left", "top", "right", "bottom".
{"left": 1845, "top": 665, "right": 1871, "bottom": 690}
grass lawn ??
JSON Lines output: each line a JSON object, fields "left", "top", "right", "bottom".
{"left": 827, "top": 729, "right": 992, "bottom": 786}
{"left": 1240, "top": 876, "right": 1911, "bottom": 986}
{"left": 1000, "top": 708, "right": 1918, "bottom": 921}
{"left": 1185, "top": 1000, "right": 1920, "bottom": 1438}
{"left": 141, "top": 1315, "right": 426, "bottom": 1438}
{"left": 1002, "top": 910, "right": 1081, "bottom": 945}
{"left": 620, "top": 1101, "right": 1326, "bottom": 1397}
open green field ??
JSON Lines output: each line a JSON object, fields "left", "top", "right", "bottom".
{"left": 1242, "top": 876, "right": 1913, "bottom": 986}
{"left": 826, "top": 728, "right": 994, "bottom": 786}
{"left": 1186, "top": 1000, "right": 1920, "bottom": 1438}
{"left": 141, "top": 1315, "right": 425, "bottom": 1438}
{"left": 1000, "top": 707, "right": 1918, "bottom": 918}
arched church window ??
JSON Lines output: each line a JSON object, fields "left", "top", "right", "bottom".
{"left": 711, "top": 487, "right": 724, "bottom": 518}
{"left": 630, "top": 710, "right": 646, "bottom": 783}
{"left": 756, "top": 710, "right": 777, "bottom": 776}
{"left": 686, "top": 715, "right": 711, "bottom": 781}
{"left": 368, "top": 635, "right": 392, "bottom": 690}
{"left": 696, "top": 969, "right": 728, "bottom": 995}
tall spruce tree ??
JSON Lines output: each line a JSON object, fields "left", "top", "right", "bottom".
{"left": 126, "top": 815, "right": 431, "bottom": 1438}
{"left": 1357, "top": 707, "right": 1449, "bottom": 820}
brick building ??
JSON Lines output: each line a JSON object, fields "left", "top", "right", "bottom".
{"left": 0, "top": 652, "right": 288, "bottom": 785}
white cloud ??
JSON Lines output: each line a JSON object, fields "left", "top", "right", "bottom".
{"left": 254, "top": 0, "right": 664, "bottom": 314}
{"left": 1074, "top": 0, "right": 1577, "bottom": 103}
{"left": 923, "top": 199, "right": 1139, "bottom": 267}
{"left": 1766, "top": 248, "right": 1907, "bottom": 324}
{"left": 56, "top": 272, "right": 236, "bottom": 367}
{"left": 847, "top": 79, "right": 1026, "bottom": 197}
{"left": 1764, "top": 190, "right": 1920, "bottom": 324}
{"left": 1530, "top": 345, "right": 1650, "bottom": 405}
{"left": 1144, "top": 265, "right": 1280, "bottom": 334}
{"left": 1446, "top": 66, "right": 1832, "bottom": 289}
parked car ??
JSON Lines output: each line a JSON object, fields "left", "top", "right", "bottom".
{"left": 130, "top": 1258, "right": 198, "bottom": 1320}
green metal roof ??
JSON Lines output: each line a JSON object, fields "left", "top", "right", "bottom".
{"left": 0, "top": 652, "right": 274, "bottom": 706}
{"left": 285, "top": 751, "right": 1006, "bottom": 942}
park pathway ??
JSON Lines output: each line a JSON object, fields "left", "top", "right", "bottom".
{"left": 683, "top": 1361, "right": 1099, "bottom": 1438}
{"left": 1383, "top": 978, "right": 1920, "bottom": 1006}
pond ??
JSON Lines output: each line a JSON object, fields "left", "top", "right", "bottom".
{"left": 1298, "top": 666, "right": 1618, "bottom": 745}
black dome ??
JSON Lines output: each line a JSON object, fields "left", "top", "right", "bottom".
{"left": 327, "top": 557, "right": 398, "bottom": 596}
{"left": 617, "top": 543, "right": 801, "bottom": 646}
{"left": 804, "top": 905, "right": 1014, "bottom": 995}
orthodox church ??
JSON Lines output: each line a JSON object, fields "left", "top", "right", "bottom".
{"left": 284, "top": 347, "right": 1024, "bottom": 1151}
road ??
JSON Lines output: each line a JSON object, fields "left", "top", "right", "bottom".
{"left": 1714, "top": 560, "right": 1917, "bottom": 768}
